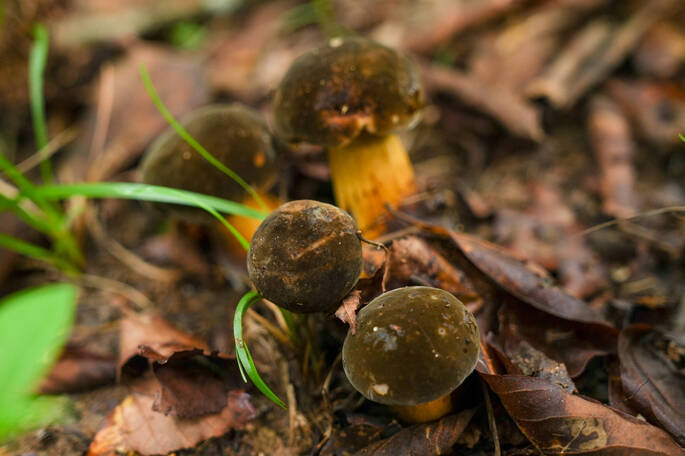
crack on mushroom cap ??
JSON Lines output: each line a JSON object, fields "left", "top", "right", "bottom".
{"left": 342, "top": 286, "right": 480, "bottom": 406}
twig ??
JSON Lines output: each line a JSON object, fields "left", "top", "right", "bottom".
{"left": 16, "top": 128, "right": 79, "bottom": 174}
{"left": 481, "top": 378, "right": 501, "bottom": 456}
{"left": 357, "top": 230, "right": 390, "bottom": 292}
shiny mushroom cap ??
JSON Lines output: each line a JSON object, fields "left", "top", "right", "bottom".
{"left": 247, "top": 200, "right": 363, "bottom": 313}
{"left": 342, "top": 287, "right": 480, "bottom": 406}
{"left": 141, "top": 103, "right": 277, "bottom": 221}
{"left": 273, "top": 36, "right": 424, "bottom": 148}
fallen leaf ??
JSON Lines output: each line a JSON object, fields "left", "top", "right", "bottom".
{"left": 87, "top": 378, "right": 255, "bottom": 456}
{"left": 335, "top": 290, "right": 362, "bottom": 334}
{"left": 40, "top": 345, "right": 117, "bottom": 394}
{"left": 354, "top": 409, "right": 476, "bottom": 456}
{"left": 479, "top": 366, "right": 684, "bottom": 455}
{"left": 120, "top": 312, "right": 244, "bottom": 418}
{"left": 618, "top": 325, "right": 685, "bottom": 446}
{"left": 498, "top": 301, "right": 615, "bottom": 377}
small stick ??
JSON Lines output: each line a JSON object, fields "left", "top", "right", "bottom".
{"left": 357, "top": 230, "right": 390, "bottom": 292}
{"left": 481, "top": 378, "right": 501, "bottom": 456}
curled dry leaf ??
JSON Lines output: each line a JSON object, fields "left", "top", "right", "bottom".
{"left": 40, "top": 345, "right": 117, "bottom": 394}
{"left": 498, "top": 301, "right": 615, "bottom": 378}
{"left": 479, "top": 369, "right": 684, "bottom": 455}
{"left": 353, "top": 409, "right": 476, "bottom": 456}
{"left": 120, "top": 312, "right": 244, "bottom": 418}
{"left": 618, "top": 325, "right": 685, "bottom": 446}
{"left": 335, "top": 290, "right": 362, "bottom": 334}
{"left": 87, "top": 378, "right": 256, "bottom": 456}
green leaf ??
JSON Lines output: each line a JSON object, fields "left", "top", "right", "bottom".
{"left": 29, "top": 23, "right": 51, "bottom": 183}
{"left": 32, "top": 182, "right": 266, "bottom": 221}
{"left": 234, "top": 291, "right": 287, "bottom": 409}
{"left": 679, "top": 133, "right": 685, "bottom": 143}
{"left": 0, "top": 283, "right": 78, "bottom": 441}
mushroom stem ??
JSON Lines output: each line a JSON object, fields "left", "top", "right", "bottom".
{"left": 222, "top": 192, "right": 281, "bottom": 255}
{"left": 328, "top": 134, "right": 416, "bottom": 239}
{"left": 391, "top": 395, "right": 453, "bottom": 423}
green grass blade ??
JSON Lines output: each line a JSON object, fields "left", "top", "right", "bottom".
{"left": 138, "top": 64, "right": 269, "bottom": 214}
{"left": 33, "top": 182, "right": 266, "bottom": 220}
{"left": 0, "top": 193, "right": 52, "bottom": 235}
{"left": 0, "top": 283, "right": 78, "bottom": 441}
{"left": 29, "top": 24, "right": 51, "bottom": 184}
{"left": 680, "top": 133, "right": 685, "bottom": 143}
{"left": 0, "top": 233, "right": 74, "bottom": 272}
{"left": 0, "top": 149, "right": 62, "bottom": 224}
{"left": 234, "top": 291, "right": 287, "bottom": 409}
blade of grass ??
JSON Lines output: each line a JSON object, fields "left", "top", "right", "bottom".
{"left": 0, "top": 193, "right": 52, "bottom": 235}
{"left": 33, "top": 182, "right": 266, "bottom": 220}
{"left": 29, "top": 24, "right": 51, "bottom": 184}
{"left": 680, "top": 133, "right": 685, "bottom": 143}
{"left": 0, "top": 150, "right": 62, "bottom": 224}
{"left": 138, "top": 64, "right": 269, "bottom": 214}
{"left": 0, "top": 233, "right": 75, "bottom": 273}
{"left": 234, "top": 291, "right": 287, "bottom": 409}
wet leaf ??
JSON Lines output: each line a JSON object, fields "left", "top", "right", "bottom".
{"left": 498, "top": 301, "right": 615, "bottom": 377}
{"left": 353, "top": 409, "right": 475, "bottom": 456}
{"left": 618, "top": 325, "right": 685, "bottom": 446}
{"left": 87, "top": 378, "right": 255, "bottom": 456}
{"left": 40, "top": 345, "right": 116, "bottom": 394}
{"left": 479, "top": 369, "right": 684, "bottom": 455}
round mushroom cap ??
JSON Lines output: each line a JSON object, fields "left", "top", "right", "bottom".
{"left": 141, "top": 104, "right": 277, "bottom": 221}
{"left": 342, "top": 287, "right": 479, "bottom": 406}
{"left": 273, "top": 36, "right": 424, "bottom": 148}
{"left": 247, "top": 200, "right": 363, "bottom": 313}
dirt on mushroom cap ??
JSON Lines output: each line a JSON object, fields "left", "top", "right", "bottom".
{"left": 272, "top": 36, "right": 425, "bottom": 148}
{"left": 342, "top": 286, "right": 480, "bottom": 406}
{"left": 247, "top": 200, "right": 363, "bottom": 313}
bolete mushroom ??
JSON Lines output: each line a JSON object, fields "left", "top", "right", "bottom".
{"left": 342, "top": 286, "right": 479, "bottom": 423}
{"left": 247, "top": 200, "right": 363, "bottom": 313}
{"left": 141, "top": 103, "right": 281, "bottom": 243}
{"left": 273, "top": 37, "right": 424, "bottom": 238}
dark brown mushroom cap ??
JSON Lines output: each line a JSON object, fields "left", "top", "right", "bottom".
{"left": 247, "top": 200, "right": 363, "bottom": 313}
{"left": 141, "top": 104, "right": 277, "bottom": 221}
{"left": 342, "top": 287, "right": 479, "bottom": 406}
{"left": 273, "top": 36, "right": 424, "bottom": 148}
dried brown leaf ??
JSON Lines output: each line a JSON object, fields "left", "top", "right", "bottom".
{"left": 618, "top": 325, "right": 685, "bottom": 446}
{"left": 353, "top": 409, "right": 476, "bottom": 456}
{"left": 335, "top": 290, "right": 362, "bottom": 334}
{"left": 87, "top": 378, "right": 255, "bottom": 456}
{"left": 40, "top": 345, "right": 116, "bottom": 394}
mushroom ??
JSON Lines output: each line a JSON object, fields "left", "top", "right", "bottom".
{"left": 141, "top": 103, "right": 281, "bottom": 242}
{"left": 342, "top": 286, "right": 479, "bottom": 423}
{"left": 273, "top": 37, "right": 425, "bottom": 238}
{"left": 247, "top": 200, "right": 363, "bottom": 313}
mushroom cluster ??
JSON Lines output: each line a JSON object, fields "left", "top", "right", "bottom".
{"left": 247, "top": 200, "right": 363, "bottom": 313}
{"left": 343, "top": 286, "right": 480, "bottom": 422}
{"left": 273, "top": 36, "right": 425, "bottom": 238}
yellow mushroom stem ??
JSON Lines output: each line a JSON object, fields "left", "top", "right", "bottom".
{"left": 391, "top": 395, "right": 453, "bottom": 423}
{"left": 221, "top": 192, "right": 282, "bottom": 255}
{"left": 328, "top": 134, "right": 416, "bottom": 239}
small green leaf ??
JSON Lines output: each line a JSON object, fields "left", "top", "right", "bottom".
{"left": 679, "top": 133, "right": 685, "bottom": 143}
{"left": 234, "top": 291, "right": 287, "bottom": 409}
{"left": 0, "top": 283, "right": 78, "bottom": 441}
